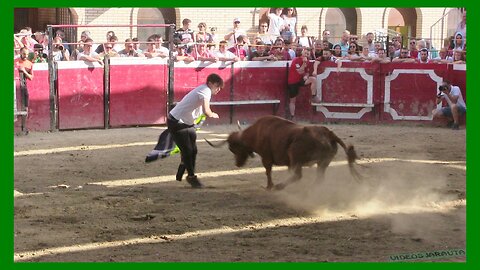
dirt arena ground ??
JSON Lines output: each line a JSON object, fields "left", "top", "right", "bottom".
{"left": 13, "top": 121, "right": 466, "bottom": 262}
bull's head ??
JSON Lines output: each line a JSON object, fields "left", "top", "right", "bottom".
{"left": 205, "top": 127, "right": 254, "bottom": 167}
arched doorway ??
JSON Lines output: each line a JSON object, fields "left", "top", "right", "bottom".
{"left": 136, "top": 8, "right": 176, "bottom": 49}
{"left": 387, "top": 8, "right": 417, "bottom": 44}
{"left": 323, "top": 8, "right": 358, "bottom": 44}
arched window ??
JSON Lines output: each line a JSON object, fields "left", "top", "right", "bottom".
{"left": 324, "top": 8, "right": 357, "bottom": 44}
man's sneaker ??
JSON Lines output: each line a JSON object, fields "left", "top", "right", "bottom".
{"left": 186, "top": 175, "right": 203, "bottom": 188}
{"left": 311, "top": 96, "right": 322, "bottom": 103}
{"left": 176, "top": 163, "right": 186, "bottom": 181}
{"left": 446, "top": 121, "right": 454, "bottom": 128}
{"left": 452, "top": 123, "right": 460, "bottom": 130}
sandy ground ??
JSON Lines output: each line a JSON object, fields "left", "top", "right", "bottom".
{"left": 13, "top": 121, "right": 466, "bottom": 262}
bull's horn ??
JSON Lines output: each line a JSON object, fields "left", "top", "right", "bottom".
{"left": 237, "top": 120, "right": 242, "bottom": 131}
{"left": 204, "top": 138, "right": 228, "bottom": 148}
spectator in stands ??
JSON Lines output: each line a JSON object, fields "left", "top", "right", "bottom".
{"left": 16, "top": 28, "right": 37, "bottom": 52}
{"left": 284, "top": 40, "right": 297, "bottom": 59}
{"left": 387, "top": 42, "right": 396, "bottom": 60}
{"left": 392, "top": 47, "right": 417, "bottom": 63}
{"left": 196, "top": 22, "right": 213, "bottom": 44}
{"left": 431, "top": 47, "right": 453, "bottom": 63}
{"left": 132, "top": 37, "right": 143, "bottom": 53}
{"left": 281, "top": 8, "right": 297, "bottom": 43}
{"left": 267, "top": 8, "right": 285, "bottom": 39}
{"left": 149, "top": 34, "right": 170, "bottom": 56}
{"left": 373, "top": 41, "right": 383, "bottom": 54}
{"left": 425, "top": 38, "right": 438, "bottom": 59}
{"left": 322, "top": 30, "right": 334, "bottom": 49}
{"left": 99, "top": 43, "right": 119, "bottom": 58}
{"left": 214, "top": 40, "right": 238, "bottom": 62}
{"left": 359, "top": 45, "right": 374, "bottom": 61}
{"left": 349, "top": 35, "right": 362, "bottom": 51}
{"left": 108, "top": 35, "right": 122, "bottom": 52}
{"left": 452, "top": 49, "right": 466, "bottom": 64}
{"left": 344, "top": 42, "right": 362, "bottom": 61}
{"left": 297, "top": 25, "right": 311, "bottom": 47}
{"left": 224, "top": 18, "right": 247, "bottom": 48}
{"left": 256, "top": 22, "right": 274, "bottom": 45}
{"left": 29, "top": 44, "right": 47, "bottom": 63}
{"left": 175, "top": 18, "right": 195, "bottom": 45}
{"left": 144, "top": 37, "right": 168, "bottom": 58}
{"left": 451, "top": 32, "right": 466, "bottom": 52}
{"left": 249, "top": 41, "right": 274, "bottom": 61}
{"left": 228, "top": 35, "right": 248, "bottom": 61}
{"left": 418, "top": 48, "right": 431, "bottom": 63}
{"left": 371, "top": 48, "right": 391, "bottom": 63}
{"left": 287, "top": 48, "right": 319, "bottom": 120}
{"left": 192, "top": 43, "right": 218, "bottom": 62}
{"left": 118, "top": 38, "right": 143, "bottom": 57}
{"left": 77, "top": 38, "right": 103, "bottom": 65}
{"left": 52, "top": 36, "right": 70, "bottom": 61}
{"left": 332, "top": 44, "right": 343, "bottom": 58}
{"left": 432, "top": 80, "right": 466, "bottom": 130}
{"left": 34, "top": 31, "right": 49, "bottom": 55}
{"left": 55, "top": 29, "right": 70, "bottom": 53}
{"left": 456, "top": 10, "right": 466, "bottom": 39}
{"left": 210, "top": 27, "right": 218, "bottom": 43}
{"left": 408, "top": 38, "right": 418, "bottom": 58}
{"left": 312, "top": 48, "right": 337, "bottom": 77}
{"left": 313, "top": 40, "right": 323, "bottom": 59}
{"left": 391, "top": 36, "right": 401, "bottom": 57}
{"left": 416, "top": 39, "right": 428, "bottom": 58}
{"left": 339, "top": 30, "right": 350, "bottom": 56}
{"left": 95, "top": 30, "right": 115, "bottom": 54}
{"left": 269, "top": 38, "right": 291, "bottom": 60}
{"left": 174, "top": 44, "right": 195, "bottom": 63}
{"left": 365, "top": 32, "right": 375, "bottom": 52}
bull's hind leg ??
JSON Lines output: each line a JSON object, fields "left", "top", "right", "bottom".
{"left": 262, "top": 161, "right": 274, "bottom": 190}
{"left": 316, "top": 158, "right": 332, "bottom": 184}
{"left": 275, "top": 165, "right": 302, "bottom": 190}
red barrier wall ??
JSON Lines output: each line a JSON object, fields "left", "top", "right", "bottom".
{"left": 109, "top": 58, "right": 168, "bottom": 127}
{"left": 16, "top": 60, "right": 467, "bottom": 131}
{"left": 14, "top": 63, "right": 51, "bottom": 132}
{"left": 57, "top": 61, "right": 105, "bottom": 130}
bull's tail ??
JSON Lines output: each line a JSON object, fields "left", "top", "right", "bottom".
{"left": 332, "top": 132, "right": 362, "bottom": 182}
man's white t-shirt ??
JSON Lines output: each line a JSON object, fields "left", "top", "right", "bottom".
{"left": 170, "top": 84, "right": 212, "bottom": 125}
{"left": 449, "top": 86, "right": 466, "bottom": 109}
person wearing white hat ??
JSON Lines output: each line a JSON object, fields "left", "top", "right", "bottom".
{"left": 224, "top": 17, "right": 248, "bottom": 48}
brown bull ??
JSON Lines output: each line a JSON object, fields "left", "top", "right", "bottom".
{"left": 206, "top": 115, "right": 362, "bottom": 190}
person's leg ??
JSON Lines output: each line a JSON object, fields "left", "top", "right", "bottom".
{"left": 289, "top": 96, "right": 297, "bottom": 119}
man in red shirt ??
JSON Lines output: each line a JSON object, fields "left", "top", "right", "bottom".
{"left": 287, "top": 48, "right": 317, "bottom": 120}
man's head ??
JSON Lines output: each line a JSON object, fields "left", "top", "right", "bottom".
{"left": 400, "top": 47, "right": 409, "bottom": 58}
{"left": 106, "top": 31, "right": 115, "bottom": 41}
{"left": 419, "top": 48, "right": 429, "bottom": 61}
{"left": 322, "top": 30, "right": 331, "bottom": 40}
{"left": 233, "top": 18, "right": 241, "bottom": 27}
{"left": 124, "top": 38, "right": 134, "bottom": 50}
{"left": 219, "top": 40, "right": 228, "bottom": 51}
{"left": 439, "top": 80, "right": 451, "bottom": 92}
{"left": 341, "top": 30, "right": 350, "bottom": 42}
{"left": 322, "top": 49, "right": 332, "bottom": 60}
{"left": 83, "top": 38, "right": 94, "bottom": 52}
{"left": 301, "top": 25, "right": 308, "bottom": 36}
{"left": 377, "top": 48, "right": 386, "bottom": 58}
{"left": 182, "top": 18, "right": 191, "bottom": 28}
{"left": 374, "top": 41, "right": 382, "bottom": 52}
{"left": 206, "top": 73, "right": 224, "bottom": 94}
{"left": 20, "top": 47, "right": 29, "bottom": 60}
{"left": 366, "top": 32, "right": 374, "bottom": 43}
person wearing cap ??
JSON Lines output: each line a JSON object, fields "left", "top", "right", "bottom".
{"left": 174, "top": 44, "right": 195, "bottom": 63}
{"left": 267, "top": 8, "right": 285, "bottom": 39}
{"left": 224, "top": 18, "right": 247, "bottom": 48}
{"left": 28, "top": 44, "right": 47, "bottom": 63}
